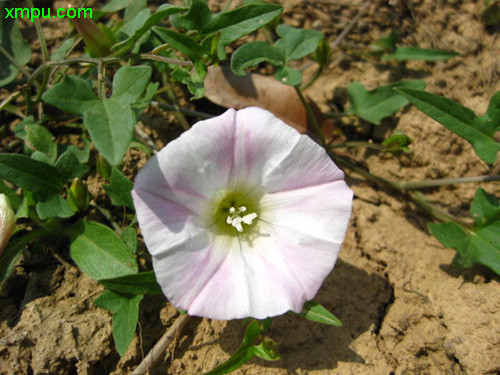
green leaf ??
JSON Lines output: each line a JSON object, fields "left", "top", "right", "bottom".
{"left": 474, "top": 91, "right": 500, "bottom": 137}
{"left": 252, "top": 338, "right": 280, "bottom": 361}
{"left": 470, "top": 188, "right": 500, "bottom": 227}
{"left": 94, "top": 289, "right": 143, "bottom": 357}
{"left": 0, "top": 14, "right": 31, "bottom": 86}
{"left": 24, "top": 124, "right": 58, "bottom": 162}
{"left": 54, "top": 151, "right": 89, "bottom": 181}
{"left": 111, "top": 64, "right": 152, "bottom": 107}
{"left": 133, "top": 81, "right": 159, "bottom": 113}
{"left": 51, "top": 36, "right": 79, "bottom": 61}
{"left": 68, "top": 220, "right": 138, "bottom": 280}
{"left": 369, "top": 30, "right": 398, "bottom": 54}
{"left": 124, "top": 0, "right": 147, "bottom": 22}
{"left": 347, "top": 80, "right": 427, "bottom": 125}
{"left": 66, "top": 139, "right": 91, "bottom": 164}
{"left": 292, "top": 300, "right": 342, "bottom": 326}
{"left": 212, "top": 4, "right": 282, "bottom": 60}
{"left": 100, "top": 271, "right": 162, "bottom": 295}
{"left": 36, "top": 194, "right": 75, "bottom": 220}
{"left": 0, "top": 181, "right": 21, "bottom": 210}
{"left": 101, "top": 0, "right": 130, "bottom": 12}
{"left": 482, "top": 1, "right": 500, "bottom": 25}
{"left": 175, "top": 0, "right": 212, "bottom": 31}
{"left": 103, "top": 168, "right": 134, "bottom": 210}
{"left": 42, "top": 75, "right": 98, "bottom": 115}
{"left": 382, "top": 130, "right": 412, "bottom": 154}
{"left": 274, "top": 65, "right": 302, "bottom": 86}
{"left": 0, "top": 153, "right": 63, "bottom": 198}
{"left": 429, "top": 188, "right": 500, "bottom": 275}
{"left": 201, "top": 4, "right": 282, "bottom": 36}
{"left": 83, "top": 99, "right": 136, "bottom": 166}
{"left": 111, "top": 4, "right": 186, "bottom": 53}
{"left": 231, "top": 41, "right": 283, "bottom": 76}
{"left": 395, "top": 88, "right": 500, "bottom": 163}
{"left": 0, "top": 229, "right": 48, "bottom": 284}
{"left": 169, "top": 66, "right": 206, "bottom": 99}
{"left": 382, "top": 46, "right": 458, "bottom": 61}
{"left": 152, "top": 27, "right": 206, "bottom": 78}
{"left": 121, "top": 226, "right": 138, "bottom": 254}
{"left": 204, "top": 320, "right": 268, "bottom": 375}
{"left": 118, "top": 8, "right": 151, "bottom": 39}
{"left": 274, "top": 24, "right": 323, "bottom": 62}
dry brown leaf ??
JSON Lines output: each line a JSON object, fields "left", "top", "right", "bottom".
{"left": 204, "top": 66, "right": 339, "bottom": 142}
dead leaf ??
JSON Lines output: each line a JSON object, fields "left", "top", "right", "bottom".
{"left": 204, "top": 66, "right": 340, "bottom": 142}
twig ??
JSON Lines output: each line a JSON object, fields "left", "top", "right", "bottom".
{"left": 399, "top": 175, "right": 500, "bottom": 190}
{"left": 139, "top": 54, "right": 193, "bottom": 67}
{"left": 0, "top": 44, "right": 33, "bottom": 80}
{"left": 49, "top": 248, "right": 79, "bottom": 273}
{"left": 330, "top": 0, "right": 371, "bottom": 50}
{"left": 150, "top": 101, "right": 213, "bottom": 119}
{"left": 132, "top": 313, "right": 191, "bottom": 375}
{"left": 27, "top": 0, "right": 49, "bottom": 62}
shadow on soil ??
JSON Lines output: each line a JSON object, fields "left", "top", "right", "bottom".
{"left": 217, "top": 259, "right": 394, "bottom": 372}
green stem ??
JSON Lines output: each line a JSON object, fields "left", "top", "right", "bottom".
{"left": 90, "top": 204, "right": 122, "bottom": 234}
{"left": 329, "top": 153, "right": 401, "bottom": 190}
{"left": 150, "top": 101, "right": 212, "bottom": 119}
{"left": 161, "top": 73, "right": 191, "bottom": 130}
{"left": 408, "top": 191, "right": 469, "bottom": 226}
{"left": 399, "top": 175, "right": 500, "bottom": 190}
{"left": 324, "top": 111, "right": 352, "bottom": 118}
{"left": 329, "top": 153, "right": 469, "bottom": 226}
{"left": 294, "top": 86, "right": 325, "bottom": 145}
{"left": 26, "top": 0, "right": 50, "bottom": 62}
{"left": 27, "top": 56, "right": 122, "bottom": 87}
{"left": 301, "top": 64, "right": 323, "bottom": 90}
{"left": 97, "top": 59, "right": 105, "bottom": 99}
{"left": 329, "top": 141, "right": 385, "bottom": 151}
{"left": 138, "top": 54, "right": 193, "bottom": 66}
{"left": 0, "top": 44, "right": 33, "bottom": 80}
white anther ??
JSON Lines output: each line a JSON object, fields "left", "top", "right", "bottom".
{"left": 241, "top": 213, "right": 257, "bottom": 225}
{"left": 226, "top": 206, "right": 257, "bottom": 232}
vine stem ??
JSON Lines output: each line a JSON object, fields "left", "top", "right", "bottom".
{"left": 399, "top": 175, "right": 500, "bottom": 190}
{"left": 329, "top": 153, "right": 470, "bottom": 226}
{"left": 26, "top": 0, "right": 49, "bottom": 62}
{"left": 294, "top": 86, "right": 325, "bottom": 145}
{"left": 330, "top": 0, "right": 371, "bottom": 49}
{"left": 150, "top": 101, "right": 212, "bottom": 119}
{"left": 132, "top": 313, "right": 191, "bottom": 375}
{"left": 0, "top": 44, "right": 33, "bottom": 80}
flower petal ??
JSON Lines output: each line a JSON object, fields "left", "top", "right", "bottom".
{"left": 260, "top": 180, "right": 353, "bottom": 244}
{"left": 132, "top": 109, "right": 237, "bottom": 218}
{"left": 184, "top": 218, "right": 343, "bottom": 320}
{"left": 231, "top": 107, "right": 302, "bottom": 189}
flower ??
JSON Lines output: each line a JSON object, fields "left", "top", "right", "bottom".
{"left": 0, "top": 194, "right": 15, "bottom": 255}
{"left": 132, "top": 107, "right": 353, "bottom": 320}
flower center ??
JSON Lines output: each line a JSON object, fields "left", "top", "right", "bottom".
{"left": 210, "top": 188, "right": 263, "bottom": 236}
{"left": 226, "top": 206, "right": 258, "bottom": 232}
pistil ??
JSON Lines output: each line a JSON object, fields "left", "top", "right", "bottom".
{"left": 226, "top": 206, "right": 258, "bottom": 232}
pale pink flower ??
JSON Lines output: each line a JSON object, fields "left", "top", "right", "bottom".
{"left": 0, "top": 194, "right": 15, "bottom": 255}
{"left": 132, "top": 107, "right": 352, "bottom": 320}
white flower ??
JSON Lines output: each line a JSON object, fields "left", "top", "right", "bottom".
{"left": 132, "top": 107, "right": 353, "bottom": 320}
{"left": 0, "top": 194, "right": 15, "bottom": 255}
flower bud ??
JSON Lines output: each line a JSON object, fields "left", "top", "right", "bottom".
{"left": 97, "top": 154, "right": 112, "bottom": 179}
{"left": 71, "top": 19, "right": 115, "bottom": 57}
{"left": 0, "top": 194, "right": 16, "bottom": 255}
{"left": 68, "top": 178, "right": 90, "bottom": 212}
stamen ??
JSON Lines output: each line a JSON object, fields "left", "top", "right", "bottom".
{"left": 226, "top": 206, "right": 257, "bottom": 232}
